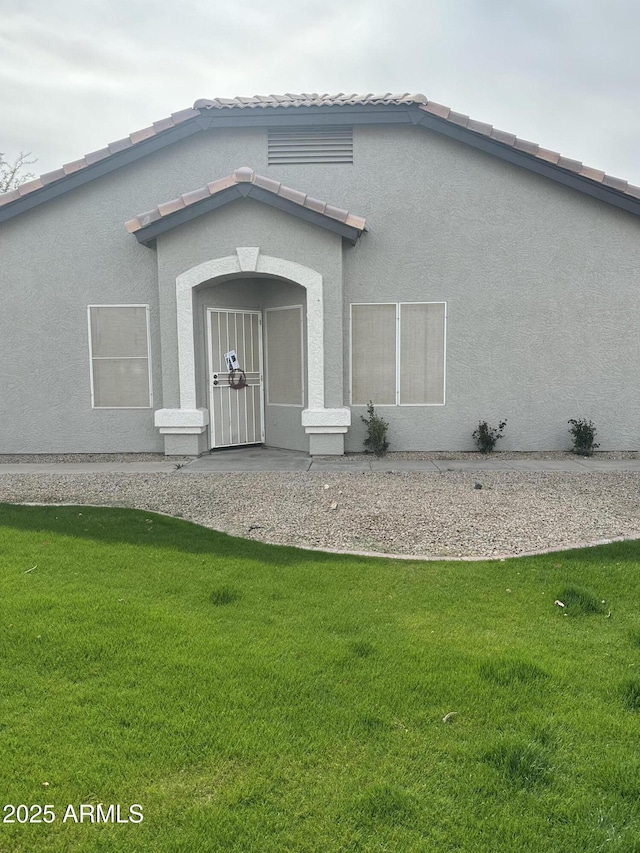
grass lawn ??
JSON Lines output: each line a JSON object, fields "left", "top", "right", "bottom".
{"left": 1, "top": 503, "right": 640, "bottom": 852}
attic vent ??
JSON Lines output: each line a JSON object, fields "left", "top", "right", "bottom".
{"left": 268, "top": 127, "right": 353, "bottom": 165}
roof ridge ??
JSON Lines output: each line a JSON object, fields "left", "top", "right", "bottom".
{"left": 124, "top": 166, "right": 367, "bottom": 234}
{"left": 1, "top": 93, "right": 639, "bottom": 210}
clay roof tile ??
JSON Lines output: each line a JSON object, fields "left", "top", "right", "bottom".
{"left": 536, "top": 147, "right": 561, "bottom": 165}
{"left": 107, "top": 137, "right": 133, "bottom": 155}
{"left": 129, "top": 126, "right": 157, "bottom": 145}
{"left": 0, "top": 189, "right": 21, "bottom": 206}
{"left": 84, "top": 147, "right": 111, "bottom": 166}
{"left": 3, "top": 92, "right": 640, "bottom": 213}
{"left": 602, "top": 175, "right": 629, "bottom": 192}
{"left": 490, "top": 128, "right": 517, "bottom": 146}
{"left": 513, "top": 138, "right": 539, "bottom": 156}
{"left": 467, "top": 119, "right": 493, "bottom": 136}
{"left": 157, "top": 197, "right": 185, "bottom": 216}
{"left": 40, "top": 169, "right": 67, "bottom": 185}
{"left": 126, "top": 168, "right": 366, "bottom": 237}
{"left": 579, "top": 165, "right": 606, "bottom": 182}
{"left": 181, "top": 186, "right": 210, "bottom": 205}
{"left": 557, "top": 156, "right": 582, "bottom": 174}
{"left": 17, "top": 178, "right": 44, "bottom": 195}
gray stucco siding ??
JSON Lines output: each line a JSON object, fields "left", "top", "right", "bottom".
{"left": 0, "top": 180, "right": 161, "bottom": 453}
{"left": 2, "top": 118, "right": 639, "bottom": 453}
{"left": 338, "top": 125, "right": 640, "bottom": 451}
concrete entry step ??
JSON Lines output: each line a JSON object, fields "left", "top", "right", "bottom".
{"left": 179, "top": 446, "right": 312, "bottom": 472}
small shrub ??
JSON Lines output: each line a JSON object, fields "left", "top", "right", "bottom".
{"left": 620, "top": 679, "right": 640, "bottom": 712}
{"left": 556, "top": 585, "right": 606, "bottom": 616}
{"left": 361, "top": 401, "right": 389, "bottom": 457}
{"left": 210, "top": 586, "right": 242, "bottom": 606}
{"left": 568, "top": 418, "right": 599, "bottom": 456}
{"left": 472, "top": 419, "right": 507, "bottom": 454}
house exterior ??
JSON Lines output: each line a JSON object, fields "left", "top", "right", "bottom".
{"left": 1, "top": 92, "right": 639, "bottom": 456}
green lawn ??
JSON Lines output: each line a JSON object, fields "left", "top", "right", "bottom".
{"left": 1, "top": 503, "right": 639, "bottom": 852}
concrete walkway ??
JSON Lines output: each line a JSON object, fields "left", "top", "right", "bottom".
{"left": 1, "top": 447, "right": 640, "bottom": 474}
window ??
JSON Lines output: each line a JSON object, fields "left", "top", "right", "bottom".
{"left": 88, "top": 305, "right": 152, "bottom": 408}
{"left": 350, "top": 302, "right": 446, "bottom": 406}
{"left": 265, "top": 305, "right": 304, "bottom": 405}
{"left": 268, "top": 127, "right": 353, "bottom": 165}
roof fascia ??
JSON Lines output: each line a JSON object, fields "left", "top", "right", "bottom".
{"left": 133, "top": 184, "right": 362, "bottom": 247}
{"left": 0, "top": 120, "right": 202, "bottom": 224}
{"left": 414, "top": 111, "right": 640, "bottom": 217}
{"left": 195, "top": 103, "right": 415, "bottom": 129}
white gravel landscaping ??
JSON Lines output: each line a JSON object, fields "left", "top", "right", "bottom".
{"left": 1, "top": 466, "right": 639, "bottom": 559}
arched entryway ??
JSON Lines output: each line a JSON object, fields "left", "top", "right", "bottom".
{"left": 154, "top": 247, "right": 350, "bottom": 455}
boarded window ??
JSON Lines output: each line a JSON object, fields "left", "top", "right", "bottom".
{"left": 268, "top": 127, "right": 353, "bottom": 165}
{"left": 399, "top": 303, "right": 446, "bottom": 404}
{"left": 265, "top": 306, "right": 304, "bottom": 405}
{"left": 351, "top": 302, "right": 446, "bottom": 406}
{"left": 351, "top": 304, "right": 397, "bottom": 405}
{"left": 88, "top": 305, "right": 151, "bottom": 408}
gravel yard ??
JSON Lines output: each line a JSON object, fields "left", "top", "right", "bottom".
{"left": 1, "top": 466, "right": 639, "bottom": 559}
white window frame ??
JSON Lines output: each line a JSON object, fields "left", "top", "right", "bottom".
{"left": 264, "top": 304, "right": 305, "bottom": 407}
{"left": 349, "top": 301, "right": 447, "bottom": 407}
{"left": 87, "top": 304, "right": 153, "bottom": 409}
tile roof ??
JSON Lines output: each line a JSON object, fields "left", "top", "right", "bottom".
{"left": 193, "top": 93, "right": 430, "bottom": 109}
{"left": 1, "top": 93, "right": 639, "bottom": 209}
{"left": 0, "top": 107, "right": 200, "bottom": 208}
{"left": 124, "top": 166, "right": 367, "bottom": 235}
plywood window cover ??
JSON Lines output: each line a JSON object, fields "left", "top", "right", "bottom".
{"left": 265, "top": 305, "right": 305, "bottom": 406}
{"left": 350, "top": 302, "right": 447, "bottom": 407}
{"left": 87, "top": 304, "right": 152, "bottom": 409}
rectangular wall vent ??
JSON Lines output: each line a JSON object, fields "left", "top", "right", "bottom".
{"left": 268, "top": 127, "right": 353, "bottom": 165}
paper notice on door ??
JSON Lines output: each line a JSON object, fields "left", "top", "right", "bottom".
{"left": 224, "top": 350, "right": 239, "bottom": 371}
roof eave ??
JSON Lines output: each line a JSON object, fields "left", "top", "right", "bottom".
{"left": 0, "top": 119, "right": 202, "bottom": 224}
{"left": 132, "top": 184, "right": 364, "bottom": 247}
{"left": 414, "top": 111, "right": 640, "bottom": 217}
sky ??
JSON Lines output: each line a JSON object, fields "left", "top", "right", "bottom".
{"left": 1, "top": 0, "right": 639, "bottom": 186}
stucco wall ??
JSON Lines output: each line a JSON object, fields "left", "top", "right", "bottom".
{"left": 1, "top": 120, "right": 639, "bottom": 452}
{"left": 340, "top": 125, "right": 640, "bottom": 451}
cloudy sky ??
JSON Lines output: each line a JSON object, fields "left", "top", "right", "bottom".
{"left": 1, "top": 0, "right": 639, "bottom": 185}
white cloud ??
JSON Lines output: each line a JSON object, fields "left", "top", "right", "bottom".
{"left": 0, "top": 0, "right": 638, "bottom": 184}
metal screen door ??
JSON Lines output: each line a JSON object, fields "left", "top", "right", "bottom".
{"left": 206, "top": 308, "right": 264, "bottom": 448}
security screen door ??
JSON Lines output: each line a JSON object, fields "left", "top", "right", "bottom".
{"left": 206, "top": 308, "right": 264, "bottom": 447}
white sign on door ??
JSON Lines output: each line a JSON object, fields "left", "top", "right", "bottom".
{"left": 224, "top": 350, "right": 239, "bottom": 371}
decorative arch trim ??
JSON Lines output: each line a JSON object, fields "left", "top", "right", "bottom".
{"left": 174, "top": 248, "right": 325, "bottom": 410}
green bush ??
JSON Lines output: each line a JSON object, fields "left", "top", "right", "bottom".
{"left": 568, "top": 418, "right": 599, "bottom": 456}
{"left": 472, "top": 419, "right": 507, "bottom": 454}
{"left": 361, "top": 401, "right": 389, "bottom": 457}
